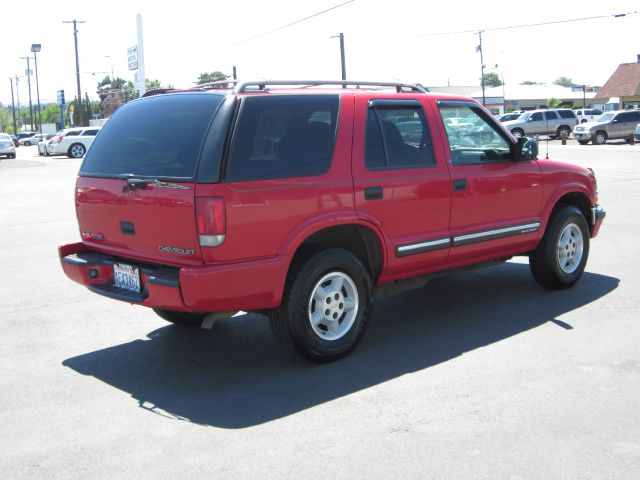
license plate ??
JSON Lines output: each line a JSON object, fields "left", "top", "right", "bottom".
{"left": 113, "top": 263, "right": 141, "bottom": 293}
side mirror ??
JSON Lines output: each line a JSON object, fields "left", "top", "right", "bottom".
{"left": 516, "top": 136, "right": 538, "bottom": 161}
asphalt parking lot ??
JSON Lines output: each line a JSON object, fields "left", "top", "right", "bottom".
{"left": 2, "top": 141, "right": 639, "bottom": 479}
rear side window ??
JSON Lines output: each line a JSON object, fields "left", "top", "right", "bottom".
{"left": 544, "top": 111, "right": 558, "bottom": 120}
{"left": 81, "top": 129, "right": 99, "bottom": 136}
{"left": 365, "top": 103, "right": 435, "bottom": 169}
{"left": 558, "top": 110, "right": 576, "bottom": 119}
{"left": 66, "top": 130, "right": 82, "bottom": 136}
{"left": 80, "top": 93, "right": 224, "bottom": 179}
{"left": 226, "top": 95, "right": 339, "bottom": 182}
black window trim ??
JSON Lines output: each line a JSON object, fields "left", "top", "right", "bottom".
{"left": 365, "top": 99, "right": 437, "bottom": 171}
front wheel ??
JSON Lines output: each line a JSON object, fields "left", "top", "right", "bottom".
{"left": 269, "top": 248, "right": 373, "bottom": 362}
{"left": 529, "top": 205, "right": 590, "bottom": 289}
{"left": 68, "top": 143, "right": 86, "bottom": 158}
{"left": 593, "top": 131, "right": 607, "bottom": 145}
{"left": 511, "top": 128, "right": 524, "bottom": 139}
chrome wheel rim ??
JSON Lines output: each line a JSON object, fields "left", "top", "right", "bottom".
{"left": 557, "top": 223, "right": 584, "bottom": 274}
{"left": 71, "top": 145, "right": 85, "bottom": 157}
{"left": 595, "top": 133, "right": 606, "bottom": 144}
{"left": 308, "top": 272, "right": 359, "bottom": 341}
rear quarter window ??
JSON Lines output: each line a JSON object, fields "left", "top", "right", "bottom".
{"left": 558, "top": 110, "right": 576, "bottom": 119}
{"left": 226, "top": 95, "right": 339, "bottom": 182}
{"left": 80, "top": 93, "right": 224, "bottom": 179}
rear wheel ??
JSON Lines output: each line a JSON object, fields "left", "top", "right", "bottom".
{"left": 594, "top": 131, "right": 607, "bottom": 145}
{"left": 68, "top": 143, "right": 86, "bottom": 158}
{"left": 269, "top": 248, "right": 373, "bottom": 362}
{"left": 529, "top": 205, "right": 590, "bottom": 289}
{"left": 153, "top": 308, "right": 207, "bottom": 326}
{"left": 557, "top": 126, "right": 571, "bottom": 138}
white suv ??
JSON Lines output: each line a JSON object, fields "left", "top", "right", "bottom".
{"left": 47, "top": 127, "right": 101, "bottom": 158}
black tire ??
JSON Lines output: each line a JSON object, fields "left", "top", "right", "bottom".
{"left": 153, "top": 308, "right": 207, "bottom": 326}
{"left": 578, "top": 140, "right": 589, "bottom": 145}
{"left": 24, "top": 141, "right": 31, "bottom": 146}
{"left": 511, "top": 128, "right": 524, "bottom": 139}
{"left": 10, "top": 153, "right": 16, "bottom": 159}
{"left": 269, "top": 248, "right": 373, "bottom": 363}
{"left": 593, "top": 131, "right": 607, "bottom": 145}
{"left": 529, "top": 205, "right": 590, "bottom": 290}
{"left": 557, "top": 126, "right": 571, "bottom": 138}
{"left": 68, "top": 143, "right": 86, "bottom": 158}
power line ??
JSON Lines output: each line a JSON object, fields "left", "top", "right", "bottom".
{"left": 355, "top": 10, "right": 639, "bottom": 39}
{"left": 203, "top": 0, "right": 355, "bottom": 54}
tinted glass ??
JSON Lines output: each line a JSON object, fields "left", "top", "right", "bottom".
{"left": 66, "top": 130, "right": 82, "bottom": 136}
{"left": 80, "top": 93, "right": 224, "bottom": 179}
{"left": 544, "top": 111, "right": 558, "bottom": 120}
{"left": 439, "top": 104, "right": 511, "bottom": 165}
{"left": 558, "top": 110, "right": 576, "bottom": 119}
{"left": 81, "top": 129, "right": 99, "bottom": 136}
{"left": 365, "top": 105, "right": 435, "bottom": 169}
{"left": 531, "top": 112, "right": 543, "bottom": 121}
{"left": 226, "top": 95, "right": 339, "bottom": 182}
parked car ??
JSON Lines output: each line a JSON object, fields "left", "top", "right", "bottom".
{"left": 58, "top": 80, "right": 605, "bottom": 362}
{"left": 575, "top": 108, "right": 603, "bottom": 123}
{"left": 635, "top": 122, "right": 640, "bottom": 143}
{"left": 573, "top": 110, "right": 640, "bottom": 145}
{"left": 0, "top": 133, "right": 17, "bottom": 158}
{"left": 47, "top": 127, "right": 101, "bottom": 158}
{"left": 37, "top": 134, "right": 56, "bottom": 156}
{"left": 15, "top": 132, "right": 36, "bottom": 140}
{"left": 19, "top": 133, "right": 47, "bottom": 146}
{"left": 496, "top": 112, "right": 521, "bottom": 122}
{"left": 502, "top": 108, "right": 578, "bottom": 138}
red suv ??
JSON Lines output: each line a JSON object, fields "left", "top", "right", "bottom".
{"left": 59, "top": 80, "right": 605, "bottom": 362}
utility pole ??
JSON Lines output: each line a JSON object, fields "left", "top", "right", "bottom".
{"left": 15, "top": 75, "right": 21, "bottom": 130}
{"left": 19, "top": 56, "right": 34, "bottom": 131}
{"left": 10, "top": 78, "right": 17, "bottom": 134}
{"left": 331, "top": 33, "right": 347, "bottom": 82}
{"left": 63, "top": 19, "right": 86, "bottom": 126}
{"left": 477, "top": 30, "right": 486, "bottom": 106}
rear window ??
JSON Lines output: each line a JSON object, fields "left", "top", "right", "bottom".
{"left": 80, "top": 93, "right": 224, "bottom": 179}
{"left": 226, "top": 95, "right": 339, "bottom": 182}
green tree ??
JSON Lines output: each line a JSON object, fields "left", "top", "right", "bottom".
{"left": 482, "top": 72, "right": 503, "bottom": 87}
{"left": 520, "top": 80, "right": 540, "bottom": 85}
{"left": 40, "top": 103, "right": 61, "bottom": 125}
{"left": 547, "top": 98, "right": 562, "bottom": 108}
{"left": 197, "top": 71, "right": 228, "bottom": 85}
{"left": 553, "top": 77, "right": 573, "bottom": 87}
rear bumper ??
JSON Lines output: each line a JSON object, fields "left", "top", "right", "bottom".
{"left": 59, "top": 242, "right": 290, "bottom": 313}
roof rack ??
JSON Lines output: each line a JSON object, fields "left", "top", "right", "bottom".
{"left": 197, "top": 80, "right": 429, "bottom": 94}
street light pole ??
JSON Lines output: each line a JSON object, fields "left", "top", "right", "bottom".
{"left": 19, "top": 56, "right": 34, "bottom": 131}
{"left": 31, "top": 44, "right": 42, "bottom": 137}
{"left": 15, "top": 75, "right": 21, "bottom": 129}
{"left": 63, "top": 19, "right": 86, "bottom": 126}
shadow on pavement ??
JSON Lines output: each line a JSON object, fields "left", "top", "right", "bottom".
{"left": 63, "top": 262, "right": 618, "bottom": 428}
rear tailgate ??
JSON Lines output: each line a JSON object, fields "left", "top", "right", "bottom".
{"left": 76, "top": 177, "right": 202, "bottom": 266}
{"left": 75, "top": 92, "right": 227, "bottom": 267}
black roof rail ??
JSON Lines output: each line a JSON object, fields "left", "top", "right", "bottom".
{"left": 204, "top": 80, "right": 429, "bottom": 94}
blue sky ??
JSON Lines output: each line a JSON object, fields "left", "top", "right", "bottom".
{"left": 1, "top": 0, "right": 639, "bottom": 104}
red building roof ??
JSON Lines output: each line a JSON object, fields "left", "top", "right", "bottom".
{"left": 595, "top": 62, "right": 640, "bottom": 99}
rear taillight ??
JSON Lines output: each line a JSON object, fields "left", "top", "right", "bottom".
{"left": 195, "top": 196, "right": 225, "bottom": 247}
{"left": 55, "top": 135, "right": 63, "bottom": 144}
